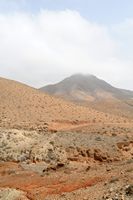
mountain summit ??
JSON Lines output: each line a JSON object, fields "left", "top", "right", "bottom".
{"left": 40, "top": 74, "right": 133, "bottom": 102}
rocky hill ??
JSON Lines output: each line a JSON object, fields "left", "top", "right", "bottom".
{"left": 40, "top": 74, "right": 133, "bottom": 101}
{"left": 40, "top": 74, "right": 133, "bottom": 118}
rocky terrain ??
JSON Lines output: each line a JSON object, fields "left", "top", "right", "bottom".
{"left": 0, "top": 77, "right": 133, "bottom": 200}
{"left": 0, "top": 127, "right": 133, "bottom": 200}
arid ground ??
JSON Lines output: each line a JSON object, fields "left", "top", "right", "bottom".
{"left": 0, "top": 77, "right": 133, "bottom": 200}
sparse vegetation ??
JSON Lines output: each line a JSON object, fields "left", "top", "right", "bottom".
{"left": 0, "top": 77, "right": 133, "bottom": 200}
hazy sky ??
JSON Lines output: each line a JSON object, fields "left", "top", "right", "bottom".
{"left": 0, "top": 0, "right": 133, "bottom": 90}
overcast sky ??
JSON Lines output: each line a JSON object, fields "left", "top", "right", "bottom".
{"left": 0, "top": 0, "right": 133, "bottom": 90}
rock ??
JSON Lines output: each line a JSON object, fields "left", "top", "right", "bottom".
{"left": 86, "top": 165, "right": 91, "bottom": 171}
{"left": 125, "top": 185, "right": 133, "bottom": 196}
{"left": 121, "top": 194, "right": 125, "bottom": 200}
{"left": 94, "top": 149, "right": 107, "bottom": 162}
{"left": 113, "top": 194, "right": 119, "bottom": 200}
{"left": 106, "top": 166, "right": 112, "bottom": 172}
{"left": 104, "top": 181, "right": 108, "bottom": 186}
{"left": 109, "top": 188, "right": 114, "bottom": 193}
{"left": 0, "top": 188, "right": 28, "bottom": 200}
{"left": 95, "top": 136, "right": 102, "bottom": 141}
{"left": 83, "top": 197, "right": 88, "bottom": 200}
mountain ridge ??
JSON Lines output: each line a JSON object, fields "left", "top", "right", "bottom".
{"left": 40, "top": 74, "right": 133, "bottom": 101}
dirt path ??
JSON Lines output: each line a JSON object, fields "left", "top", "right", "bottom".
{"left": 48, "top": 120, "right": 133, "bottom": 132}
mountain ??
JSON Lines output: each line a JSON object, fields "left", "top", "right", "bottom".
{"left": 40, "top": 74, "right": 133, "bottom": 102}
{"left": 40, "top": 74, "right": 133, "bottom": 118}
{"left": 1, "top": 77, "right": 125, "bottom": 131}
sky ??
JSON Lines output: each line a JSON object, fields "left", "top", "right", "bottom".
{"left": 0, "top": 0, "right": 133, "bottom": 90}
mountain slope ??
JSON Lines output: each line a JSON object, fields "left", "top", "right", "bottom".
{"left": 1, "top": 77, "right": 128, "bottom": 131}
{"left": 40, "top": 74, "right": 133, "bottom": 102}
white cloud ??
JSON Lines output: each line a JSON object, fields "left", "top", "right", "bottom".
{"left": 0, "top": 10, "right": 132, "bottom": 90}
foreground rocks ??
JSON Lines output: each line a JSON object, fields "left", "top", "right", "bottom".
{"left": 0, "top": 128, "right": 133, "bottom": 200}
{"left": 0, "top": 128, "right": 133, "bottom": 165}
{"left": 0, "top": 188, "right": 29, "bottom": 200}
{"left": 102, "top": 185, "right": 133, "bottom": 200}
{"left": 0, "top": 160, "right": 133, "bottom": 200}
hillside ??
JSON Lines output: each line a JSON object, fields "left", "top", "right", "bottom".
{"left": 40, "top": 74, "right": 133, "bottom": 101}
{"left": 40, "top": 74, "right": 133, "bottom": 118}
{"left": 0, "top": 77, "right": 128, "bottom": 132}
{"left": 0, "top": 77, "right": 133, "bottom": 200}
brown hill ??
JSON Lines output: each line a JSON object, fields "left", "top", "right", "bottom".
{"left": 40, "top": 74, "right": 133, "bottom": 101}
{"left": 0, "top": 77, "right": 130, "bottom": 131}
{"left": 40, "top": 74, "right": 133, "bottom": 118}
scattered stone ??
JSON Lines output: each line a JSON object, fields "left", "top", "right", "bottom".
{"left": 125, "top": 185, "right": 133, "bottom": 196}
